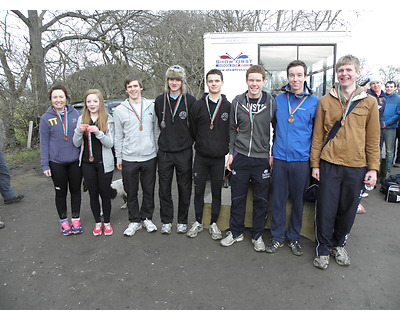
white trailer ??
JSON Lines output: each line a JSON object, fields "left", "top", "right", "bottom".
{"left": 204, "top": 31, "right": 352, "bottom": 102}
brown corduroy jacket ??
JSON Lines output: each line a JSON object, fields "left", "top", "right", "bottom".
{"left": 310, "top": 86, "right": 380, "bottom": 171}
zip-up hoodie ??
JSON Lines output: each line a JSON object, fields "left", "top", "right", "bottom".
{"left": 189, "top": 93, "right": 231, "bottom": 158}
{"left": 382, "top": 93, "right": 400, "bottom": 129}
{"left": 272, "top": 83, "right": 319, "bottom": 162}
{"left": 113, "top": 98, "right": 159, "bottom": 163}
{"left": 229, "top": 90, "right": 276, "bottom": 158}
{"left": 73, "top": 115, "right": 115, "bottom": 173}
{"left": 39, "top": 105, "right": 80, "bottom": 171}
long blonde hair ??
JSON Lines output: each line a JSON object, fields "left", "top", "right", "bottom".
{"left": 82, "top": 89, "right": 108, "bottom": 133}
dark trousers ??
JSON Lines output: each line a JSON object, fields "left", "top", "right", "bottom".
{"left": 193, "top": 153, "right": 225, "bottom": 224}
{"left": 82, "top": 162, "right": 113, "bottom": 223}
{"left": 229, "top": 153, "right": 271, "bottom": 240}
{"left": 395, "top": 126, "right": 400, "bottom": 164}
{"left": 49, "top": 161, "right": 82, "bottom": 220}
{"left": 271, "top": 159, "right": 310, "bottom": 243}
{"left": 158, "top": 148, "right": 192, "bottom": 224}
{"left": 315, "top": 160, "right": 366, "bottom": 256}
{"left": 122, "top": 158, "right": 157, "bottom": 223}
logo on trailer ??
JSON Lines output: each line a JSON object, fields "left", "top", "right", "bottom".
{"left": 216, "top": 52, "right": 253, "bottom": 72}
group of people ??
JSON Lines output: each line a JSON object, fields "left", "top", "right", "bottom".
{"left": 37, "top": 54, "right": 388, "bottom": 270}
{"left": 364, "top": 78, "right": 400, "bottom": 181}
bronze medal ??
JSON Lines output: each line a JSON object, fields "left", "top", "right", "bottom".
{"left": 89, "top": 156, "right": 94, "bottom": 162}
{"left": 139, "top": 124, "right": 143, "bottom": 131}
{"left": 64, "top": 136, "right": 69, "bottom": 141}
{"left": 288, "top": 115, "right": 294, "bottom": 123}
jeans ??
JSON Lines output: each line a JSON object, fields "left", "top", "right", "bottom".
{"left": 0, "top": 151, "right": 16, "bottom": 201}
{"left": 381, "top": 128, "right": 396, "bottom": 175}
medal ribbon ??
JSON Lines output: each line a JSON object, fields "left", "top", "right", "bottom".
{"left": 337, "top": 85, "right": 357, "bottom": 122}
{"left": 128, "top": 99, "right": 143, "bottom": 129}
{"left": 205, "top": 95, "right": 222, "bottom": 127}
{"left": 55, "top": 107, "right": 68, "bottom": 139}
{"left": 167, "top": 94, "right": 183, "bottom": 121}
{"left": 287, "top": 93, "right": 308, "bottom": 118}
{"left": 245, "top": 93, "right": 262, "bottom": 124}
{"left": 87, "top": 131, "right": 93, "bottom": 160}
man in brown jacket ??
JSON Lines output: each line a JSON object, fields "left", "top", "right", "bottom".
{"left": 310, "top": 55, "right": 380, "bottom": 270}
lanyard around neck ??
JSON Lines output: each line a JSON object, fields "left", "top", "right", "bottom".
{"left": 245, "top": 93, "right": 262, "bottom": 124}
{"left": 167, "top": 94, "right": 183, "bottom": 121}
{"left": 205, "top": 95, "right": 222, "bottom": 130}
{"left": 128, "top": 99, "right": 144, "bottom": 131}
{"left": 55, "top": 107, "right": 68, "bottom": 140}
{"left": 337, "top": 85, "right": 357, "bottom": 123}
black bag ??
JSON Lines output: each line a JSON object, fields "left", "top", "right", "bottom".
{"left": 304, "top": 176, "right": 319, "bottom": 202}
{"left": 380, "top": 174, "right": 400, "bottom": 202}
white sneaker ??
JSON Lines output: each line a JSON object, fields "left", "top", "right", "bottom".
{"left": 209, "top": 222, "right": 222, "bottom": 240}
{"left": 187, "top": 221, "right": 203, "bottom": 238}
{"left": 252, "top": 237, "right": 266, "bottom": 252}
{"left": 123, "top": 222, "right": 142, "bottom": 236}
{"left": 176, "top": 223, "right": 187, "bottom": 234}
{"left": 220, "top": 231, "right": 244, "bottom": 247}
{"left": 143, "top": 219, "right": 157, "bottom": 232}
{"left": 161, "top": 223, "right": 172, "bottom": 234}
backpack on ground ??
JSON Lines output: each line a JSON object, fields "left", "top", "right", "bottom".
{"left": 380, "top": 174, "right": 400, "bottom": 203}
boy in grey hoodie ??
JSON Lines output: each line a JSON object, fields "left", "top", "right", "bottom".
{"left": 221, "top": 65, "right": 276, "bottom": 252}
{"left": 113, "top": 76, "right": 159, "bottom": 236}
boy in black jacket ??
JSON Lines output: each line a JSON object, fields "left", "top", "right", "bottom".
{"left": 154, "top": 65, "right": 196, "bottom": 234}
{"left": 187, "top": 69, "right": 231, "bottom": 240}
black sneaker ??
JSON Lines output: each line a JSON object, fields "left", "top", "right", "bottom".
{"left": 288, "top": 240, "right": 303, "bottom": 256}
{"left": 265, "top": 238, "right": 284, "bottom": 253}
{"left": 4, "top": 194, "right": 24, "bottom": 204}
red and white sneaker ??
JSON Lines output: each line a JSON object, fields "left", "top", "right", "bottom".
{"left": 104, "top": 223, "right": 113, "bottom": 236}
{"left": 93, "top": 223, "right": 103, "bottom": 236}
{"left": 356, "top": 204, "right": 366, "bottom": 214}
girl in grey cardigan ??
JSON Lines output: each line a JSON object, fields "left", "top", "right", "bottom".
{"left": 73, "top": 89, "right": 115, "bottom": 236}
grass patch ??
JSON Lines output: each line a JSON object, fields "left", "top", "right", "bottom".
{"left": 4, "top": 147, "right": 41, "bottom": 168}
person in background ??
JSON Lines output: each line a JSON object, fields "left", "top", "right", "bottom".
{"left": 220, "top": 65, "right": 276, "bottom": 252}
{"left": 310, "top": 55, "right": 380, "bottom": 270}
{"left": 187, "top": 69, "right": 230, "bottom": 240}
{"left": 267, "top": 60, "right": 318, "bottom": 256}
{"left": 113, "top": 76, "right": 159, "bottom": 237}
{"left": 394, "top": 82, "right": 400, "bottom": 167}
{"left": 0, "top": 118, "right": 24, "bottom": 205}
{"left": 381, "top": 81, "right": 400, "bottom": 178}
{"left": 39, "top": 85, "right": 82, "bottom": 236}
{"left": 154, "top": 65, "right": 196, "bottom": 235}
{"left": 73, "top": 89, "right": 115, "bottom": 236}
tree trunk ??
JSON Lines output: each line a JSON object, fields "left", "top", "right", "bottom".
{"left": 27, "top": 11, "right": 48, "bottom": 116}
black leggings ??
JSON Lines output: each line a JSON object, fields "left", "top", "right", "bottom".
{"left": 49, "top": 161, "right": 82, "bottom": 220}
{"left": 82, "top": 162, "right": 113, "bottom": 223}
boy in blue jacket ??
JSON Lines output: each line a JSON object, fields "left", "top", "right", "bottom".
{"left": 267, "top": 60, "right": 318, "bottom": 256}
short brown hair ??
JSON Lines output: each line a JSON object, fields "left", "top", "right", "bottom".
{"left": 246, "top": 65, "right": 266, "bottom": 80}
{"left": 124, "top": 76, "right": 143, "bottom": 90}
